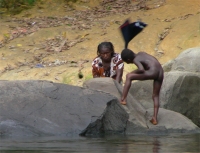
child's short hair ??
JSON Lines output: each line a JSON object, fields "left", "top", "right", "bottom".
{"left": 121, "top": 49, "right": 134, "bottom": 61}
{"left": 97, "top": 42, "right": 115, "bottom": 56}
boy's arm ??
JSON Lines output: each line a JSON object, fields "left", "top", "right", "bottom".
{"left": 121, "top": 75, "right": 132, "bottom": 102}
{"left": 121, "top": 67, "right": 140, "bottom": 101}
{"left": 121, "top": 60, "right": 144, "bottom": 103}
{"left": 132, "top": 60, "right": 145, "bottom": 74}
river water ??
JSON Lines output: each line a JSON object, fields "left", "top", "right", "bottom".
{"left": 0, "top": 133, "right": 199, "bottom": 153}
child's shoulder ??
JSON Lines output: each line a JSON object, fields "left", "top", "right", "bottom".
{"left": 137, "top": 51, "right": 149, "bottom": 57}
{"left": 138, "top": 51, "right": 146, "bottom": 54}
{"left": 113, "top": 53, "right": 123, "bottom": 60}
{"left": 92, "top": 56, "right": 100, "bottom": 61}
{"left": 113, "top": 53, "right": 121, "bottom": 57}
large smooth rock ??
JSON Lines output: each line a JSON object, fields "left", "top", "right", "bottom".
{"left": 128, "top": 47, "right": 200, "bottom": 127}
{"left": 1, "top": 78, "right": 199, "bottom": 137}
{"left": 83, "top": 78, "right": 147, "bottom": 128}
{"left": 146, "top": 108, "right": 199, "bottom": 133}
{"left": 160, "top": 71, "right": 200, "bottom": 127}
{"left": 171, "top": 47, "right": 200, "bottom": 72}
{"left": 162, "top": 47, "right": 200, "bottom": 72}
{"left": 83, "top": 78, "right": 200, "bottom": 134}
{"left": 0, "top": 80, "right": 116, "bottom": 137}
{"left": 129, "top": 80, "right": 153, "bottom": 109}
{"left": 129, "top": 71, "right": 200, "bottom": 112}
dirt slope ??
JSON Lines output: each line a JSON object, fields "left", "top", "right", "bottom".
{"left": 0, "top": 0, "right": 199, "bottom": 86}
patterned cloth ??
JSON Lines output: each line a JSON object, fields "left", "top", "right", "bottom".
{"left": 92, "top": 53, "right": 124, "bottom": 79}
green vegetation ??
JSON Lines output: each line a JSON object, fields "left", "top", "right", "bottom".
{"left": 84, "top": 74, "right": 93, "bottom": 81}
{"left": 0, "top": 0, "right": 36, "bottom": 9}
{"left": 62, "top": 71, "right": 93, "bottom": 86}
{"left": 62, "top": 75, "right": 72, "bottom": 85}
{"left": 0, "top": 0, "right": 37, "bottom": 14}
{"left": 0, "top": 0, "right": 83, "bottom": 14}
{"left": 65, "top": 0, "right": 78, "bottom": 2}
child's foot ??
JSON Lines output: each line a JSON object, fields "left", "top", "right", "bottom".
{"left": 150, "top": 118, "right": 158, "bottom": 125}
{"left": 120, "top": 101, "right": 127, "bottom": 105}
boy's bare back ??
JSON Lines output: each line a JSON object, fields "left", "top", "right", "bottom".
{"left": 134, "top": 52, "right": 162, "bottom": 72}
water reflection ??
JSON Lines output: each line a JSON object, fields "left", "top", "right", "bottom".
{"left": 0, "top": 133, "right": 199, "bottom": 153}
{"left": 152, "top": 137, "right": 160, "bottom": 153}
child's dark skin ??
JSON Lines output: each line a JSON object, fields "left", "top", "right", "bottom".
{"left": 97, "top": 47, "right": 123, "bottom": 83}
{"left": 121, "top": 49, "right": 164, "bottom": 125}
{"left": 93, "top": 42, "right": 124, "bottom": 83}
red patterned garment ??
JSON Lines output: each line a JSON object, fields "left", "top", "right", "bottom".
{"left": 92, "top": 53, "right": 124, "bottom": 80}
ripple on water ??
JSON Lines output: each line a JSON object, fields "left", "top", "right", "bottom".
{"left": 0, "top": 133, "right": 199, "bottom": 153}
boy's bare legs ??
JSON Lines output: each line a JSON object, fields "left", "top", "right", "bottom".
{"left": 121, "top": 72, "right": 153, "bottom": 105}
{"left": 121, "top": 101, "right": 127, "bottom": 105}
{"left": 150, "top": 80, "right": 162, "bottom": 125}
{"left": 121, "top": 72, "right": 163, "bottom": 125}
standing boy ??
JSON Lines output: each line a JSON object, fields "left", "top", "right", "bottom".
{"left": 120, "top": 48, "right": 164, "bottom": 125}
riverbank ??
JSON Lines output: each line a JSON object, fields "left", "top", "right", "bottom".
{"left": 0, "top": 0, "right": 199, "bottom": 86}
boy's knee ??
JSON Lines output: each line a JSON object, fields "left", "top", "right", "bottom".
{"left": 152, "top": 94, "right": 158, "bottom": 99}
{"left": 126, "top": 73, "right": 131, "bottom": 80}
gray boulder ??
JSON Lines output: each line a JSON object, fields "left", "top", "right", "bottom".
{"left": 128, "top": 80, "right": 153, "bottom": 109}
{"left": 160, "top": 72, "right": 200, "bottom": 127}
{"left": 0, "top": 78, "right": 199, "bottom": 137}
{"left": 0, "top": 80, "right": 117, "bottom": 137}
{"left": 161, "top": 47, "right": 200, "bottom": 127}
{"left": 83, "top": 78, "right": 147, "bottom": 128}
{"left": 171, "top": 47, "right": 200, "bottom": 72}
{"left": 128, "top": 47, "right": 200, "bottom": 127}
{"left": 83, "top": 78, "right": 199, "bottom": 134}
{"left": 162, "top": 47, "right": 200, "bottom": 72}
{"left": 146, "top": 108, "right": 198, "bottom": 133}
{"left": 162, "top": 59, "right": 174, "bottom": 72}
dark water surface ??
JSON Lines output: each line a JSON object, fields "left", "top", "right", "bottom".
{"left": 0, "top": 133, "right": 199, "bottom": 153}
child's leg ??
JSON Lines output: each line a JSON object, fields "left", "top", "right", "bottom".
{"left": 150, "top": 79, "right": 162, "bottom": 125}
{"left": 121, "top": 72, "right": 155, "bottom": 105}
